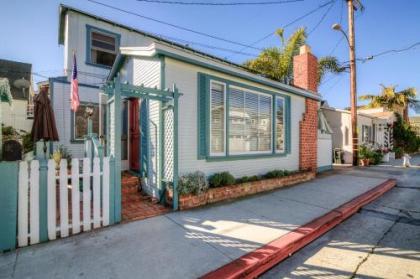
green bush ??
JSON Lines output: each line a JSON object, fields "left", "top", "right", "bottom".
{"left": 359, "top": 145, "right": 373, "bottom": 160}
{"left": 22, "top": 133, "right": 34, "bottom": 154}
{"left": 178, "top": 171, "right": 208, "bottom": 195}
{"left": 393, "top": 113, "right": 420, "bottom": 154}
{"left": 208, "top": 171, "right": 235, "bottom": 188}
{"left": 370, "top": 150, "right": 383, "bottom": 165}
{"left": 2, "top": 125, "right": 15, "bottom": 136}
{"left": 393, "top": 146, "right": 403, "bottom": 158}
{"left": 264, "top": 170, "right": 286, "bottom": 179}
{"left": 235, "top": 176, "right": 249, "bottom": 184}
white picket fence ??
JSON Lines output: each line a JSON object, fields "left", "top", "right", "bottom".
{"left": 18, "top": 157, "right": 110, "bottom": 247}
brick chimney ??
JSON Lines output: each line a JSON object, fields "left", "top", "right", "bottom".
{"left": 293, "top": 45, "right": 318, "bottom": 93}
{"left": 293, "top": 45, "right": 319, "bottom": 172}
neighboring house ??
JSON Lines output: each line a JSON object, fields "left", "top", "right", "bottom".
{"left": 322, "top": 105, "right": 394, "bottom": 164}
{"left": 0, "top": 59, "right": 34, "bottom": 132}
{"left": 410, "top": 116, "right": 420, "bottom": 136}
{"left": 52, "top": 5, "right": 330, "bottom": 199}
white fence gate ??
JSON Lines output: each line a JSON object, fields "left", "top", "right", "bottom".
{"left": 18, "top": 157, "right": 110, "bottom": 247}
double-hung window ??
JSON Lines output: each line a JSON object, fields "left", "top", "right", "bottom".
{"left": 205, "top": 77, "right": 289, "bottom": 159}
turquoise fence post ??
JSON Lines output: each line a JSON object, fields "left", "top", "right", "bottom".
{"left": 109, "top": 156, "right": 116, "bottom": 224}
{"left": 172, "top": 85, "right": 179, "bottom": 211}
{"left": 39, "top": 158, "right": 48, "bottom": 242}
{"left": 0, "top": 161, "right": 19, "bottom": 252}
{"left": 113, "top": 77, "right": 122, "bottom": 223}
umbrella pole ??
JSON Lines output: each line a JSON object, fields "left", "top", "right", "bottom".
{"left": 43, "top": 140, "right": 47, "bottom": 160}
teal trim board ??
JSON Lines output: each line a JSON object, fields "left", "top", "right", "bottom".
{"left": 0, "top": 162, "right": 18, "bottom": 252}
{"left": 317, "top": 165, "right": 333, "bottom": 173}
{"left": 197, "top": 72, "right": 292, "bottom": 161}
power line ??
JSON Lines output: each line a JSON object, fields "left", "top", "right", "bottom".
{"left": 87, "top": 0, "right": 264, "bottom": 51}
{"left": 136, "top": 0, "right": 303, "bottom": 5}
{"left": 228, "top": 0, "right": 334, "bottom": 59}
{"left": 155, "top": 33, "right": 258, "bottom": 56}
{"left": 368, "top": 41, "right": 420, "bottom": 60}
{"left": 307, "top": 0, "right": 335, "bottom": 36}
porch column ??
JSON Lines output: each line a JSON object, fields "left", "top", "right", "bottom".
{"left": 173, "top": 85, "right": 180, "bottom": 210}
{"left": 113, "top": 78, "right": 122, "bottom": 223}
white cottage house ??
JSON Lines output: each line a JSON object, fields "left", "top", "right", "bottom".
{"left": 322, "top": 105, "right": 394, "bottom": 164}
{"left": 51, "top": 5, "right": 331, "bottom": 202}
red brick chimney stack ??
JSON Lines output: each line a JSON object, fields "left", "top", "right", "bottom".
{"left": 293, "top": 45, "right": 318, "bottom": 93}
{"left": 293, "top": 45, "right": 319, "bottom": 172}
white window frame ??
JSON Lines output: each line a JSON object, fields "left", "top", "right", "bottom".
{"left": 209, "top": 80, "right": 227, "bottom": 157}
{"left": 228, "top": 85, "right": 273, "bottom": 155}
{"left": 275, "top": 95, "right": 286, "bottom": 153}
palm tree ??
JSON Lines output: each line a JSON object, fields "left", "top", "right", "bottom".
{"left": 243, "top": 28, "right": 346, "bottom": 85}
{"left": 359, "top": 84, "right": 418, "bottom": 122}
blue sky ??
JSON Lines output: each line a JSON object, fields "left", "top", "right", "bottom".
{"left": 1, "top": 0, "right": 419, "bottom": 114}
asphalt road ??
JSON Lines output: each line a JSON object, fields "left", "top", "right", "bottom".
{"left": 262, "top": 159, "right": 420, "bottom": 279}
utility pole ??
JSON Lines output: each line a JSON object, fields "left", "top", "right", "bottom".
{"left": 348, "top": 0, "right": 359, "bottom": 166}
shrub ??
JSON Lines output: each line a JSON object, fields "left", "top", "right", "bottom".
{"left": 248, "top": 175, "right": 260, "bottom": 182}
{"left": 22, "top": 133, "right": 34, "bottom": 154}
{"left": 264, "top": 170, "right": 285, "bottom": 179}
{"left": 208, "top": 171, "right": 235, "bottom": 188}
{"left": 393, "top": 146, "right": 403, "bottom": 158}
{"left": 236, "top": 176, "right": 249, "bottom": 184}
{"left": 359, "top": 145, "right": 373, "bottom": 160}
{"left": 370, "top": 150, "right": 383, "bottom": 165}
{"left": 393, "top": 113, "right": 420, "bottom": 154}
{"left": 2, "top": 125, "right": 16, "bottom": 136}
{"left": 178, "top": 171, "right": 208, "bottom": 195}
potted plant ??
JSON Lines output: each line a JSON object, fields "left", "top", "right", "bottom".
{"left": 359, "top": 145, "right": 371, "bottom": 166}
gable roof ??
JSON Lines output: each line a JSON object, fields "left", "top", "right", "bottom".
{"left": 58, "top": 4, "right": 249, "bottom": 72}
{"left": 58, "top": 4, "right": 320, "bottom": 101}
{"left": 108, "top": 44, "right": 321, "bottom": 101}
{"left": 0, "top": 59, "right": 32, "bottom": 100}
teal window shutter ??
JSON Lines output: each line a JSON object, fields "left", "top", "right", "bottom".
{"left": 197, "top": 73, "right": 208, "bottom": 159}
{"left": 286, "top": 96, "right": 291, "bottom": 154}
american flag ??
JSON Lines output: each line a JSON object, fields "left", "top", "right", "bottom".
{"left": 70, "top": 52, "right": 80, "bottom": 112}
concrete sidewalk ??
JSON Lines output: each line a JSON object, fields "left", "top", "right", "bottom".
{"left": 0, "top": 174, "right": 389, "bottom": 279}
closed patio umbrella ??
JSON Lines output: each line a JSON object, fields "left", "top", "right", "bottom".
{"left": 31, "top": 86, "right": 59, "bottom": 156}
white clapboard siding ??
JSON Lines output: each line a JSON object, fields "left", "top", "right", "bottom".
{"left": 59, "top": 159, "right": 69, "bottom": 237}
{"left": 47, "top": 159, "right": 56, "bottom": 240}
{"left": 102, "top": 157, "right": 110, "bottom": 226}
{"left": 93, "top": 158, "right": 101, "bottom": 228}
{"left": 71, "top": 159, "right": 81, "bottom": 234}
{"left": 17, "top": 157, "right": 111, "bottom": 247}
{"left": 29, "top": 160, "right": 40, "bottom": 245}
{"left": 18, "top": 161, "right": 28, "bottom": 247}
{"left": 82, "top": 158, "right": 91, "bottom": 231}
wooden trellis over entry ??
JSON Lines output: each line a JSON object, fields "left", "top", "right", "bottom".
{"left": 102, "top": 78, "right": 181, "bottom": 221}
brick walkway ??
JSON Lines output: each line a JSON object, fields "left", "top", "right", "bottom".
{"left": 121, "top": 173, "right": 170, "bottom": 222}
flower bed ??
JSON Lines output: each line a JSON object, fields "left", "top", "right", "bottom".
{"left": 167, "top": 171, "right": 315, "bottom": 210}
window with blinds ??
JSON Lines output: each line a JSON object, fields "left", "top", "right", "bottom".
{"left": 210, "top": 82, "right": 225, "bottom": 155}
{"left": 276, "top": 97, "right": 285, "bottom": 152}
{"left": 229, "top": 87, "right": 272, "bottom": 154}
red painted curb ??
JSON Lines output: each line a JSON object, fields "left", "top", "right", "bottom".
{"left": 201, "top": 179, "right": 396, "bottom": 279}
